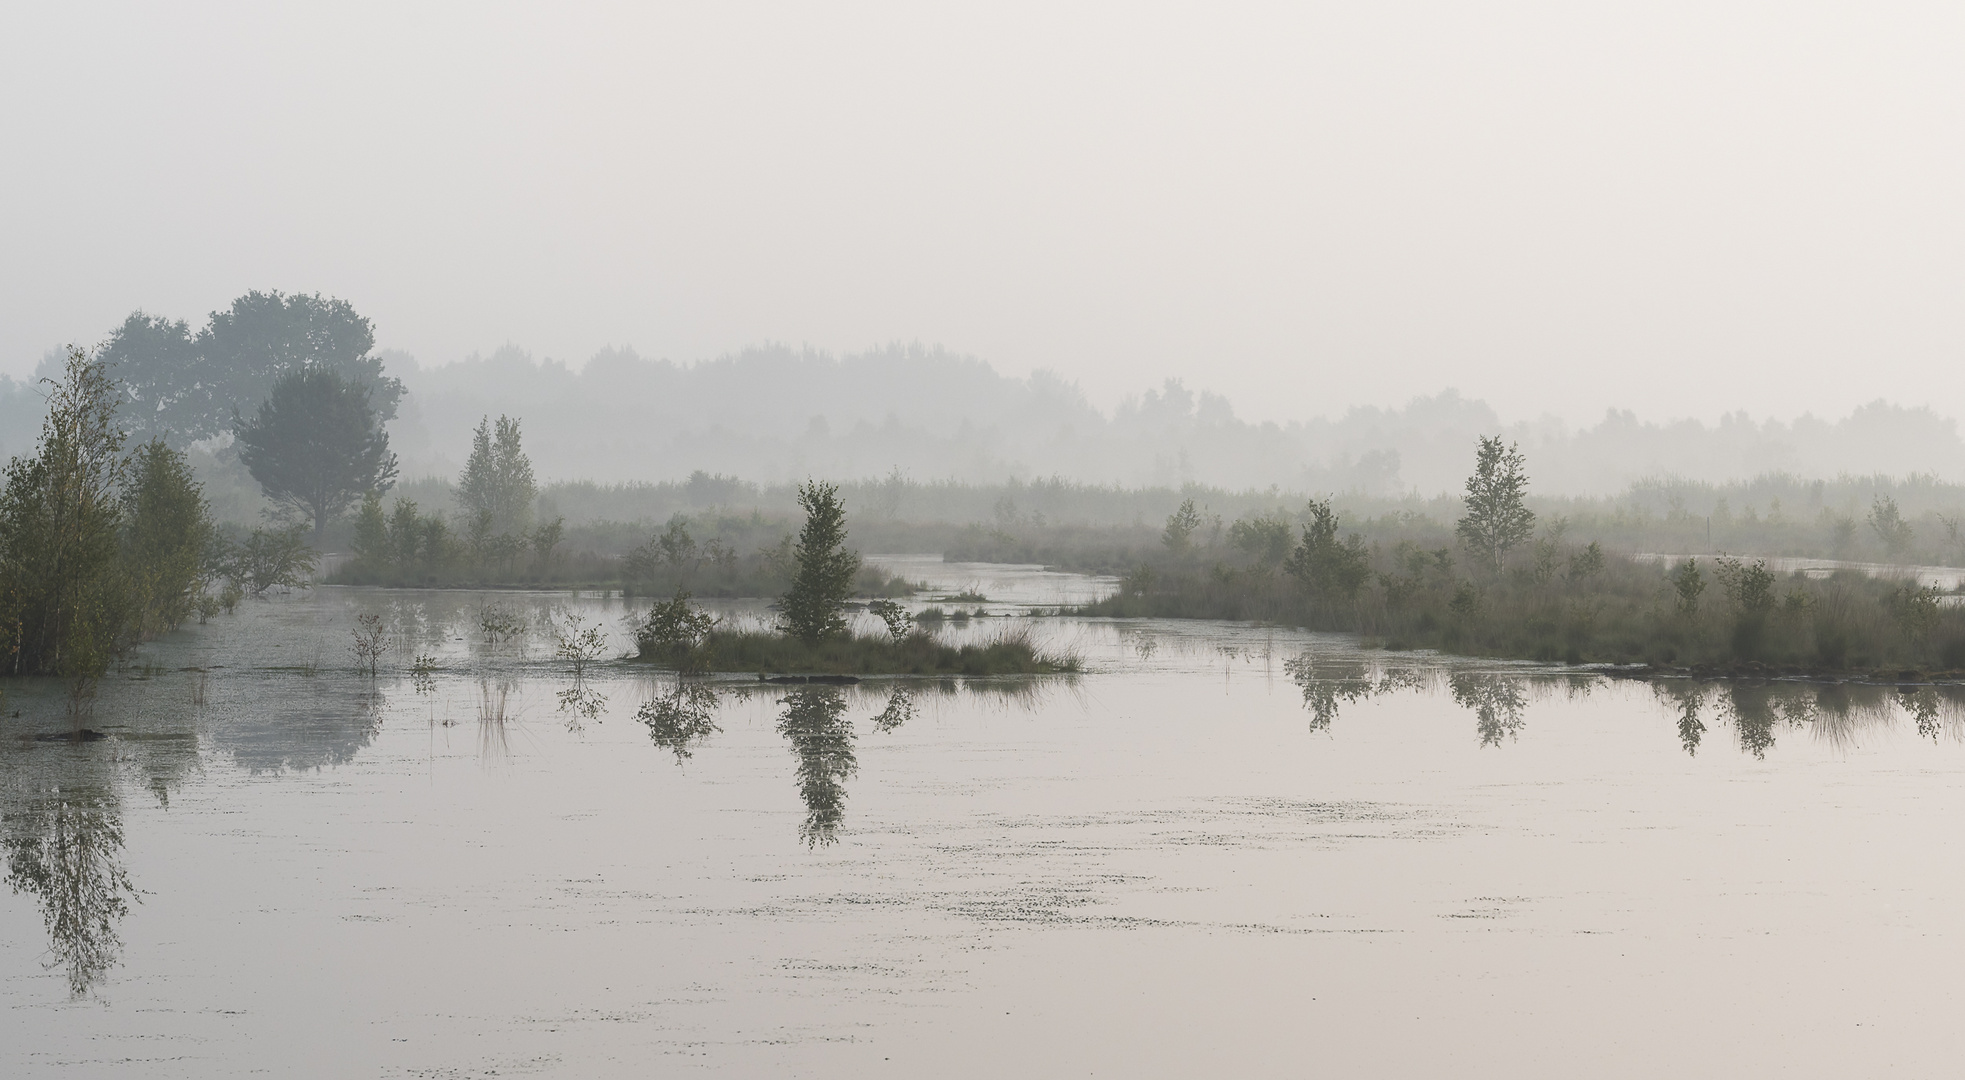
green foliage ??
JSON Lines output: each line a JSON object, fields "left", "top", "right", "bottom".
{"left": 1568, "top": 541, "right": 1605, "bottom": 581}
{"left": 1713, "top": 557, "right": 1775, "bottom": 614}
{"left": 531, "top": 516, "right": 565, "bottom": 575}
{"left": 1162, "top": 498, "right": 1203, "bottom": 556}
{"left": 635, "top": 622, "right": 1079, "bottom": 676}
{"left": 120, "top": 439, "right": 217, "bottom": 638}
{"left": 1713, "top": 557, "right": 1775, "bottom": 659}
{"left": 779, "top": 481, "right": 861, "bottom": 644}
{"left": 224, "top": 525, "right": 317, "bottom": 596}
{"left": 1670, "top": 559, "right": 1705, "bottom": 616}
{"left": 352, "top": 491, "right": 387, "bottom": 563}
{"left": 630, "top": 589, "right": 717, "bottom": 670}
{"left": 1283, "top": 498, "right": 1371, "bottom": 603}
{"left": 1868, "top": 495, "right": 1914, "bottom": 559}
{"left": 0, "top": 348, "right": 131, "bottom": 686}
{"left": 99, "top": 312, "right": 200, "bottom": 445}
{"left": 1883, "top": 582, "right": 1942, "bottom": 640}
{"left": 550, "top": 609, "right": 610, "bottom": 678}
{"left": 1455, "top": 436, "right": 1536, "bottom": 571}
{"left": 103, "top": 291, "right": 402, "bottom": 447}
{"left": 234, "top": 367, "right": 398, "bottom": 537}
{"left": 1087, "top": 521, "right": 1965, "bottom": 673}
{"left": 867, "top": 599, "right": 914, "bottom": 644}
{"left": 458, "top": 415, "right": 536, "bottom": 538}
{"left": 1229, "top": 511, "right": 1294, "bottom": 568}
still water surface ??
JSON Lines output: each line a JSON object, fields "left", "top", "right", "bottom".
{"left": 5, "top": 560, "right": 1965, "bottom": 1077}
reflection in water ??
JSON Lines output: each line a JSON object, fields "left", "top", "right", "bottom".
{"left": 1643, "top": 680, "right": 1965, "bottom": 759}
{"left": 556, "top": 682, "right": 606, "bottom": 733}
{"left": 871, "top": 686, "right": 915, "bottom": 733}
{"left": 778, "top": 689, "right": 856, "bottom": 848}
{"left": 1448, "top": 673, "right": 1529, "bottom": 747}
{"left": 478, "top": 678, "right": 516, "bottom": 764}
{"left": 1283, "top": 656, "right": 1426, "bottom": 733}
{"left": 1285, "top": 657, "right": 1375, "bottom": 733}
{"left": 1721, "top": 684, "right": 1784, "bottom": 759}
{"left": 1902, "top": 686, "right": 1944, "bottom": 741}
{"left": 638, "top": 681, "right": 720, "bottom": 762}
{"left": 216, "top": 683, "right": 387, "bottom": 773}
{"left": 2, "top": 782, "right": 136, "bottom": 999}
{"left": 1653, "top": 682, "right": 1709, "bottom": 756}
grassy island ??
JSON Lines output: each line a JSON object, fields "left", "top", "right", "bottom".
{"left": 1081, "top": 440, "right": 1965, "bottom": 680}
{"left": 629, "top": 481, "right": 1078, "bottom": 677}
{"left": 634, "top": 624, "right": 1080, "bottom": 677}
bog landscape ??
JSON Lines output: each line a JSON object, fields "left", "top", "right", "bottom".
{"left": 8, "top": 8, "right": 1965, "bottom": 1076}
{"left": 4, "top": 292, "right": 1965, "bottom": 1076}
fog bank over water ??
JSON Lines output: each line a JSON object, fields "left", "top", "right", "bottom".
{"left": 371, "top": 344, "right": 1962, "bottom": 497}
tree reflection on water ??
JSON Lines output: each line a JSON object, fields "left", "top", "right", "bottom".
{"left": 870, "top": 686, "right": 915, "bottom": 733}
{"left": 778, "top": 688, "right": 857, "bottom": 848}
{"left": 1, "top": 720, "right": 197, "bottom": 1000}
{"left": 2, "top": 781, "right": 136, "bottom": 999}
{"left": 1447, "top": 672, "right": 1530, "bottom": 747}
{"left": 1653, "top": 681, "right": 1709, "bottom": 756}
{"left": 1648, "top": 679, "right": 1965, "bottom": 760}
{"left": 638, "top": 680, "right": 720, "bottom": 762}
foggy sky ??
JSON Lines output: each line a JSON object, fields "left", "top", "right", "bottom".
{"left": 3, "top": 2, "right": 1962, "bottom": 428}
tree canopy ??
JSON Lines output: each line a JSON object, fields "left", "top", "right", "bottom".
{"left": 458, "top": 415, "right": 537, "bottom": 538}
{"left": 1455, "top": 436, "right": 1535, "bottom": 570}
{"left": 0, "top": 348, "right": 130, "bottom": 682}
{"left": 234, "top": 368, "right": 398, "bottom": 538}
{"left": 103, "top": 291, "right": 403, "bottom": 446}
{"left": 778, "top": 481, "right": 860, "bottom": 644}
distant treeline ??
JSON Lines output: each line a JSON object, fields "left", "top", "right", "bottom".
{"left": 322, "top": 468, "right": 1965, "bottom": 573}
{"left": 374, "top": 341, "right": 1965, "bottom": 494}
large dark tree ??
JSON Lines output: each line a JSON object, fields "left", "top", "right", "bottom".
{"left": 102, "top": 291, "right": 404, "bottom": 447}
{"left": 235, "top": 368, "right": 398, "bottom": 539}
{"left": 98, "top": 313, "right": 204, "bottom": 445}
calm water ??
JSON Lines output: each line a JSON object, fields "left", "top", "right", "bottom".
{"left": 6, "top": 560, "right": 1965, "bottom": 1077}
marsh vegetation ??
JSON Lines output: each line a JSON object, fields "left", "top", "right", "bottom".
{"left": 1085, "top": 441, "right": 1965, "bottom": 676}
{"left": 630, "top": 483, "right": 1078, "bottom": 677}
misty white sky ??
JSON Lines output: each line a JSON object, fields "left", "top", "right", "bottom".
{"left": 3, "top": 1, "right": 1961, "bottom": 427}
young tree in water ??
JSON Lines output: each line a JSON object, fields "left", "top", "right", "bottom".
{"left": 1455, "top": 436, "right": 1536, "bottom": 571}
{"left": 234, "top": 368, "right": 397, "bottom": 540}
{"left": 779, "top": 481, "right": 860, "bottom": 644}
{"left": 0, "top": 347, "right": 130, "bottom": 686}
